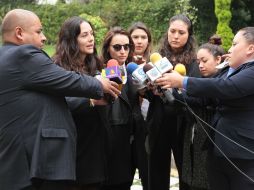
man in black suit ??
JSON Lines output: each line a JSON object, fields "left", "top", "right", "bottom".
{"left": 0, "top": 9, "right": 120, "bottom": 190}
{"left": 155, "top": 27, "right": 254, "bottom": 190}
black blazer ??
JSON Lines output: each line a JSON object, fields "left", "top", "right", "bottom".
{"left": 0, "top": 44, "right": 103, "bottom": 190}
{"left": 187, "top": 61, "right": 254, "bottom": 159}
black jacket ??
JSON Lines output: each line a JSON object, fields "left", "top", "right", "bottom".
{"left": 187, "top": 61, "right": 254, "bottom": 159}
{"left": 0, "top": 44, "right": 103, "bottom": 190}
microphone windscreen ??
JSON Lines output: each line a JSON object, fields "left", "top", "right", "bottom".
{"left": 143, "top": 63, "right": 154, "bottom": 73}
{"left": 107, "top": 59, "right": 119, "bottom": 67}
{"left": 174, "top": 63, "right": 186, "bottom": 76}
{"left": 126, "top": 62, "right": 138, "bottom": 75}
{"left": 150, "top": 52, "right": 162, "bottom": 64}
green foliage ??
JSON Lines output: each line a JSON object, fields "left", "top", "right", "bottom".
{"left": 79, "top": 13, "right": 107, "bottom": 45}
{"left": 230, "top": 0, "right": 252, "bottom": 33}
{"left": 82, "top": 0, "right": 197, "bottom": 44}
{"left": 174, "top": 0, "right": 197, "bottom": 24}
{"left": 0, "top": 0, "right": 197, "bottom": 46}
{"left": 0, "top": 3, "right": 106, "bottom": 45}
{"left": 215, "top": 0, "right": 234, "bottom": 51}
{"left": 190, "top": 0, "right": 217, "bottom": 45}
{"left": 36, "top": 3, "right": 86, "bottom": 44}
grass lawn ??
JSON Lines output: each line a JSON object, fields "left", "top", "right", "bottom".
{"left": 43, "top": 44, "right": 55, "bottom": 57}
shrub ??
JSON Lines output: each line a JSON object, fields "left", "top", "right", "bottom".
{"left": 79, "top": 13, "right": 107, "bottom": 45}
{"left": 215, "top": 0, "right": 234, "bottom": 51}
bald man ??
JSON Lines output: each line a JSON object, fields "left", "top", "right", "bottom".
{"left": 0, "top": 9, "right": 120, "bottom": 190}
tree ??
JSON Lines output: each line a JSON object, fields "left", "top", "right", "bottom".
{"left": 0, "top": 0, "right": 36, "bottom": 6}
{"left": 215, "top": 0, "right": 234, "bottom": 51}
{"left": 230, "top": 0, "right": 252, "bottom": 33}
{"left": 190, "top": 0, "right": 217, "bottom": 45}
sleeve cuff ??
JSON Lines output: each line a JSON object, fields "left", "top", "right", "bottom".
{"left": 183, "top": 76, "right": 189, "bottom": 90}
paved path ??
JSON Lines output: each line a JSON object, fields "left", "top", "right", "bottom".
{"left": 131, "top": 168, "right": 179, "bottom": 190}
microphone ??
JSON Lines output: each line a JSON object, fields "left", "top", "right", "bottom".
{"left": 150, "top": 52, "right": 173, "bottom": 74}
{"left": 105, "top": 59, "right": 123, "bottom": 84}
{"left": 215, "top": 61, "right": 229, "bottom": 69}
{"left": 174, "top": 63, "right": 186, "bottom": 76}
{"left": 142, "top": 63, "right": 162, "bottom": 83}
{"left": 103, "top": 59, "right": 123, "bottom": 103}
{"left": 174, "top": 63, "right": 186, "bottom": 94}
{"left": 143, "top": 63, "right": 175, "bottom": 103}
{"left": 126, "top": 62, "right": 148, "bottom": 89}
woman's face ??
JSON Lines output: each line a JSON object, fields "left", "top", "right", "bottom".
{"left": 109, "top": 34, "right": 130, "bottom": 65}
{"left": 228, "top": 30, "right": 253, "bottom": 69}
{"left": 77, "top": 22, "right": 94, "bottom": 56}
{"left": 167, "top": 20, "right": 189, "bottom": 51}
{"left": 197, "top": 48, "right": 220, "bottom": 77}
{"left": 131, "top": 28, "right": 149, "bottom": 56}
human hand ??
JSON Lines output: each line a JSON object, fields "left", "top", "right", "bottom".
{"left": 97, "top": 77, "right": 121, "bottom": 99}
{"left": 155, "top": 71, "right": 184, "bottom": 89}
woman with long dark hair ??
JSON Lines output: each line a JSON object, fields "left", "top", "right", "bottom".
{"left": 146, "top": 14, "right": 200, "bottom": 190}
{"left": 53, "top": 16, "right": 109, "bottom": 190}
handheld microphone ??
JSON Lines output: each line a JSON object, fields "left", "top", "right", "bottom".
{"left": 105, "top": 59, "right": 123, "bottom": 84}
{"left": 150, "top": 52, "right": 173, "bottom": 74}
{"left": 142, "top": 63, "right": 162, "bottom": 83}
{"left": 215, "top": 61, "right": 229, "bottom": 69}
{"left": 103, "top": 59, "right": 123, "bottom": 103}
{"left": 174, "top": 63, "right": 186, "bottom": 94}
{"left": 174, "top": 63, "right": 186, "bottom": 76}
{"left": 143, "top": 63, "right": 174, "bottom": 103}
{"left": 126, "top": 62, "right": 148, "bottom": 89}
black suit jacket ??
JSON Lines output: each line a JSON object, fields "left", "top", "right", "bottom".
{"left": 0, "top": 44, "right": 103, "bottom": 190}
{"left": 187, "top": 61, "right": 254, "bottom": 159}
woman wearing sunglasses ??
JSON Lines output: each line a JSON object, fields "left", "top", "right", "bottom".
{"left": 100, "top": 27, "right": 135, "bottom": 190}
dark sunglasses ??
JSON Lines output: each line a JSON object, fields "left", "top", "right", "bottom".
{"left": 111, "top": 44, "right": 131, "bottom": 51}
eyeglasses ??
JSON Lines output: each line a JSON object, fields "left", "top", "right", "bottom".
{"left": 111, "top": 44, "right": 131, "bottom": 51}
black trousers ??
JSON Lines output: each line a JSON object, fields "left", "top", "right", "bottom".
{"left": 208, "top": 154, "right": 254, "bottom": 190}
{"left": 148, "top": 116, "right": 189, "bottom": 190}
{"left": 101, "top": 182, "right": 132, "bottom": 190}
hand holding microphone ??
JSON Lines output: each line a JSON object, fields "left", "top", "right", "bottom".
{"left": 96, "top": 59, "right": 122, "bottom": 102}
{"left": 155, "top": 63, "right": 186, "bottom": 89}
{"left": 215, "top": 53, "right": 231, "bottom": 69}
{"left": 143, "top": 53, "right": 175, "bottom": 103}
{"left": 96, "top": 76, "right": 120, "bottom": 99}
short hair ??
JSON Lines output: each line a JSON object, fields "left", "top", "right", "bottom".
{"left": 239, "top": 27, "right": 254, "bottom": 44}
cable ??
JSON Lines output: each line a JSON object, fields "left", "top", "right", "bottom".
{"left": 175, "top": 97, "right": 254, "bottom": 183}
{"left": 175, "top": 98, "right": 254, "bottom": 155}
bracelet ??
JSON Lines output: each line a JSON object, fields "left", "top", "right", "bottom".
{"left": 89, "top": 99, "right": 95, "bottom": 107}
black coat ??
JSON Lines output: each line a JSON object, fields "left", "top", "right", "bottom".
{"left": 0, "top": 44, "right": 103, "bottom": 190}
{"left": 66, "top": 97, "right": 108, "bottom": 185}
{"left": 104, "top": 83, "right": 134, "bottom": 185}
{"left": 187, "top": 61, "right": 254, "bottom": 159}
{"left": 146, "top": 60, "right": 201, "bottom": 190}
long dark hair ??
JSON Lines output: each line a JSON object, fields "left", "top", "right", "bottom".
{"left": 101, "top": 26, "right": 134, "bottom": 65}
{"left": 53, "top": 16, "right": 102, "bottom": 76}
{"left": 159, "top": 14, "right": 196, "bottom": 66}
{"left": 128, "top": 21, "right": 152, "bottom": 61}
